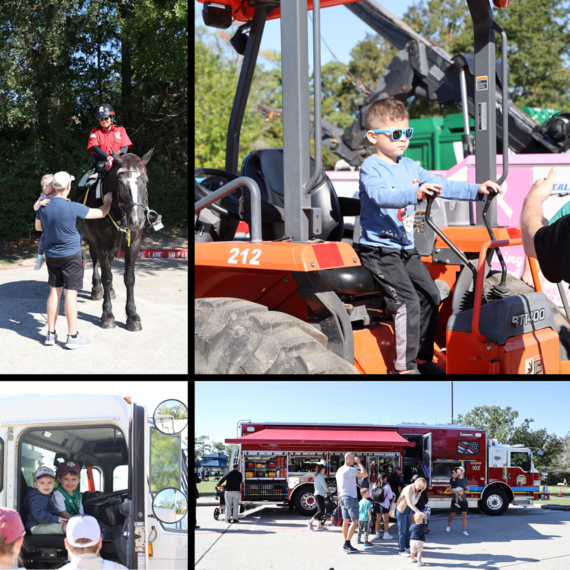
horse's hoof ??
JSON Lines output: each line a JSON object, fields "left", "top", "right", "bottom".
{"left": 110, "top": 289, "right": 116, "bottom": 300}
{"left": 127, "top": 320, "right": 142, "bottom": 332}
{"left": 101, "top": 318, "right": 116, "bottom": 329}
{"left": 92, "top": 289, "right": 104, "bottom": 300}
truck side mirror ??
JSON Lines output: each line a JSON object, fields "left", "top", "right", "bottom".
{"left": 153, "top": 399, "right": 188, "bottom": 435}
{"left": 152, "top": 487, "right": 188, "bottom": 524}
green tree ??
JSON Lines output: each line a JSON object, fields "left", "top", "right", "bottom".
{"left": 455, "top": 405, "right": 520, "bottom": 444}
{"left": 194, "top": 435, "right": 212, "bottom": 461}
{"left": 509, "top": 421, "right": 565, "bottom": 472}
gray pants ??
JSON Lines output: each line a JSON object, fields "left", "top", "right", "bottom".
{"left": 225, "top": 491, "right": 241, "bottom": 522}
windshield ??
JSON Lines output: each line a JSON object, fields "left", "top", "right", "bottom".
{"left": 510, "top": 451, "right": 531, "bottom": 470}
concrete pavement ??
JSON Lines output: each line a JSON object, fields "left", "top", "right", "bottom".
{"left": 0, "top": 256, "right": 187, "bottom": 373}
{"left": 195, "top": 504, "right": 570, "bottom": 570}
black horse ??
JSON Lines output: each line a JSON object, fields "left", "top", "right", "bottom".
{"left": 77, "top": 148, "right": 153, "bottom": 331}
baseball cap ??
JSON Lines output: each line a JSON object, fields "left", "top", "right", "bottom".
{"left": 0, "top": 508, "right": 26, "bottom": 545}
{"left": 34, "top": 466, "right": 56, "bottom": 480}
{"left": 52, "top": 171, "right": 75, "bottom": 190}
{"left": 57, "top": 460, "right": 81, "bottom": 478}
{"left": 66, "top": 515, "right": 102, "bottom": 547}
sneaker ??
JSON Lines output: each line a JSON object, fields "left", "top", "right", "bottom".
{"left": 34, "top": 257, "right": 44, "bottom": 271}
{"left": 399, "top": 552, "right": 411, "bottom": 557}
{"left": 417, "top": 360, "right": 446, "bottom": 375}
{"left": 406, "top": 547, "right": 411, "bottom": 552}
{"left": 364, "top": 542, "right": 373, "bottom": 547}
{"left": 357, "top": 541, "right": 363, "bottom": 544}
{"left": 375, "top": 532, "right": 381, "bottom": 539}
{"left": 446, "top": 527, "right": 450, "bottom": 532}
{"left": 342, "top": 544, "right": 355, "bottom": 553}
{"left": 308, "top": 521, "right": 314, "bottom": 531}
{"left": 315, "top": 526, "right": 327, "bottom": 531}
{"left": 44, "top": 331, "right": 58, "bottom": 346}
{"left": 463, "top": 531, "right": 469, "bottom": 536}
{"left": 383, "top": 533, "right": 393, "bottom": 539}
{"left": 348, "top": 544, "right": 358, "bottom": 552}
{"left": 418, "top": 562, "right": 425, "bottom": 566}
{"left": 65, "top": 333, "right": 91, "bottom": 350}
{"left": 411, "top": 559, "right": 418, "bottom": 563}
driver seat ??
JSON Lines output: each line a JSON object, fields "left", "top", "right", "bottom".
{"left": 240, "top": 149, "right": 380, "bottom": 295}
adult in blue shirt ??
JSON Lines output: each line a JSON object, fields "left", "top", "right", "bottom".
{"left": 35, "top": 171, "right": 112, "bottom": 349}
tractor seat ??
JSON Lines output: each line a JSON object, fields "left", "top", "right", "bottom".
{"left": 319, "top": 265, "right": 380, "bottom": 295}
{"left": 240, "top": 149, "right": 344, "bottom": 242}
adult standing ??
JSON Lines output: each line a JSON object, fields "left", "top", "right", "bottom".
{"left": 35, "top": 172, "right": 113, "bottom": 349}
{"left": 395, "top": 477, "right": 428, "bottom": 557}
{"left": 217, "top": 463, "right": 243, "bottom": 524}
{"left": 372, "top": 472, "right": 394, "bottom": 540}
{"left": 0, "top": 507, "right": 27, "bottom": 570}
{"left": 388, "top": 466, "right": 404, "bottom": 501}
{"left": 335, "top": 452, "right": 368, "bottom": 553}
{"left": 446, "top": 466, "right": 470, "bottom": 535}
{"left": 411, "top": 474, "right": 430, "bottom": 532}
{"left": 308, "top": 461, "right": 328, "bottom": 531}
{"left": 195, "top": 473, "right": 201, "bottom": 529}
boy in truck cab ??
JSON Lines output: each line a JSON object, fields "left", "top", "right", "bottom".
{"left": 53, "top": 461, "right": 84, "bottom": 519}
{"left": 24, "top": 466, "right": 69, "bottom": 534}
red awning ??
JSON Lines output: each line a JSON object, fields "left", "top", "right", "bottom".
{"left": 226, "top": 429, "right": 414, "bottom": 447}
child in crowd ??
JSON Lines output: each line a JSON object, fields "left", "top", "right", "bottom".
{"left": 359, "top": 98, "right": 504, "bottom": 374}
{"left": 53, "top": 461, "right": 84, "bottom": 518}
{"left": 357, "top": 488, "right": 373, "bottom": 547}
{"left": 410, "top": 511, "right": 428, "bottom": 566}
{"left": 33, "top": 174, "right": 55, "bottom": 270}
{"left": 24, "top": 466, "right": 69, "bottom": 534}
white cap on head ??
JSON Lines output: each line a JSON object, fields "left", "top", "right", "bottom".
{"left": 66, "top": 515, "right": 101, "bottom": 547}
{"left": 52, "top": 171, "right": 75, "bottom": 191}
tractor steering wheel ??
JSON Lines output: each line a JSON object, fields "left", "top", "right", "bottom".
{"left": 195, "top": 168, "right": 241, "bottom": 221}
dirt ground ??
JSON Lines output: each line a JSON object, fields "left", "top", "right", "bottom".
{"left": 0, "top": 226, "right": 188, "bottom": 270}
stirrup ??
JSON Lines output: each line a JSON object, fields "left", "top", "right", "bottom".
{"left": 147, "top": 210, "right": 163, "bottom": 231}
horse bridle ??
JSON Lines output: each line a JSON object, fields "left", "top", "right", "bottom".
{"left": 114, "top": 170, "right": 149, "bottom": 228}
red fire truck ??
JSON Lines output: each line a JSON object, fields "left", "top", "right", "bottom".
{"left": 225, "top": 421, "right": 548, "bottom": 517}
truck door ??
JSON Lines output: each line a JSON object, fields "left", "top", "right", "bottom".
{"left": 422, "top": 433, "right": 432, "bottom": 487}
{"left": 509, "top": 450, "right": 532, "bottom": 491}
{"left": 129, "top": 402, "right": 148, "bottom": 569}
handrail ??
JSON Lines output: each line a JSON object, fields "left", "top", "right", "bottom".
{"left": 472, "top": 239, "right": 541, "bottom": 342}
{"left": 304, "top": 0, "right": 322, "bottom": 195}
{"left": 194, "top": 176, "right": 262, "bottom": 243}
{"left": 493, "top": 21, "right": 509, "bottom": 186}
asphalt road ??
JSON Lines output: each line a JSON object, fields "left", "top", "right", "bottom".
{"left": 195, "top": 504, "right": 570, "bottom": 570}
{"left": 0, "top": 256, "right": 188, "bottom": 374}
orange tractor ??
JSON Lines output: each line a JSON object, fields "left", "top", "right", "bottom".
{"left": 195, "top": 0, "right": 570, "bottom": 374}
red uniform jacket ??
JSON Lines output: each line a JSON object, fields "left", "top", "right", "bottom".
{"left": 87, "top": 125, "right": 132, "bottom": 156}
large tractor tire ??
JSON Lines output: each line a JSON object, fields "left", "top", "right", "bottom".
{"left": 195, "top": 297, "right": 360, "bottom": 374}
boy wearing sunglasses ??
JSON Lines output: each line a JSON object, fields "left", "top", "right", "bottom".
{"left": 358, "top": 98, "right": 504, "bottom": 374}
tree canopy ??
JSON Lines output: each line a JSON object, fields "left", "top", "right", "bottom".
{"left": 0, "top": 0, "right": 188, "bottom": 241}
{"left": 195, "top": 0, "right": 570, "bottom": 172}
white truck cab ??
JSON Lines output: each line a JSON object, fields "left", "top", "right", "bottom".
{"left": 0, "top": 394, "right": 188, "bottom": 569}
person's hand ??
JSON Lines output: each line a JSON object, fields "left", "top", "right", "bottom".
{"left": 39, "top": 199, "right": 50, "bottom": 207}
{"left": 417, "top": 183, "right": 442, "bottom": 201}
{"left": 354, "top": 456, "right": 361, "bottom": 465}
{"left": 107, "top": 155, "right": 113, "bottom": 162}
{"left": 527, "top": 167, "right": 558, "bottom": 204}
{"left": 478, "top": 180, "right": 505, "bottom": 195}
{"left": 58, "top": 517, "right": 68, "bottom": 523}
{"left": 104, "top": 192, "right": 113, "bottom": 204}
{"left": 65, "top": 198, "right": 71, "bottom": 202}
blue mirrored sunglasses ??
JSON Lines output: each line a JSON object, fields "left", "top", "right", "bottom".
{"left": 365, "top": 128, "right": 414, "bottom": 141}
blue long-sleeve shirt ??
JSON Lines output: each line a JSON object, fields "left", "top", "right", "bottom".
{"left": 24, "top": 487, "right": 61, "bottom": 530}
{"left": 359, "top": 155, "right": 483, "bottom": 249}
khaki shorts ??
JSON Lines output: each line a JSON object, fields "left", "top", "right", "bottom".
{"left": 30, "top": 522, "right": 64, "bottom": 535}
{"left": 410, "top": 540, "right": 424, "bottom": 553}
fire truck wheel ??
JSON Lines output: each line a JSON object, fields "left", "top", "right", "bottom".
{"left": 195, "top": 298, "right": 360, "bottom": 374}
{"left": 294, "top": 486, "right": 318, "bottom": 517}
{"left": 479, "top": 487, "right": 509, "bottom": 516}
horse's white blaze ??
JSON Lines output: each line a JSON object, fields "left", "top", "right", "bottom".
{"left": 116, "top": 167, "right": 144, "bottom": 226}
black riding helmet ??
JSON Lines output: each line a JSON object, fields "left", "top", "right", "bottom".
{"left": 95, "top": 103, "right": 115, "bottom": 122}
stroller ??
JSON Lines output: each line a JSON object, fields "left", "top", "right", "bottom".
{"left": 213, "top": 485, "right": 226, "bottom": 520}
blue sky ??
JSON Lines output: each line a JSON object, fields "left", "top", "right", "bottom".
{"left": 195, "top": 0, "right": 418, "bottom": 66}
{"left": 195, "top": 381, "right": 570, "bottom": 447}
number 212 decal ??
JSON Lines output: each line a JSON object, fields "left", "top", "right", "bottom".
{"left": 228, "top": 248, "right": 261, "bottom": 265}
